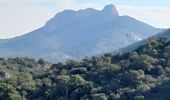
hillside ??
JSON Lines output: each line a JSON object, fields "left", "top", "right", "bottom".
{"left": 121, "top": 28, "right": 170, "bottom": 52}
{"left": 1, "top": 37, "right": 170, "bottom": 100}
{"left": 0, "top": 4, "right": 162, "bottom": 62}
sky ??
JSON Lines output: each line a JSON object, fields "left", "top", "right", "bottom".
{"left": 0, "top": 0, "right": 170, "bottom": 39}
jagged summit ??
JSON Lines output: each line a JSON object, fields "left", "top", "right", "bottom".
{"left": 102, "top": 4, "right": 119, "bottom": 16}
{"left": 0, "top": 4, "right": 162, "bottom": 62}
{"left": 45, "top": 4, "right": 120, "bottom": 29}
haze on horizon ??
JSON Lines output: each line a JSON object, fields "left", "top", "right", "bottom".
{"left": 0, "top": 0, "right": 170, "bottom": 39}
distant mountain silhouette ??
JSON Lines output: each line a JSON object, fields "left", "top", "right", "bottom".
{"left": 0, "top": 4, "right": 162, "bottom": 62}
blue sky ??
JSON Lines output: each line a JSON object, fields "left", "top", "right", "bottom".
{"left": 77, "top": 0, "right": 170, "bottom": 6}
{"left": 0, "top": 0, "right": 170, "bottom": 39}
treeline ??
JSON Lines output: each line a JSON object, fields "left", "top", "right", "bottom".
{"left": 1, "top": 37, "right": 170, "bottom": 100}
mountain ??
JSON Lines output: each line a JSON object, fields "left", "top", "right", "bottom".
{"left": 0, "top": 4, "right": 162, "bottom": 62}
{"left": 154, "top": 28, "right": 170, "bottom": 38}
{"left": 121, "top": 29, "right": 170, "bottom": 52}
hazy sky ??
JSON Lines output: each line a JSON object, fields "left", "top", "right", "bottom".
{"left": 0, "top": 0, "right": 170, "bottom": 39}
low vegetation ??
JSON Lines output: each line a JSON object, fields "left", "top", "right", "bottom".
{"left": 1, "top": 37, "right": 170, "bottom": 100}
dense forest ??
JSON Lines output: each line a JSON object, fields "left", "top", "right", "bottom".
{"left": 1, "top": 37, "right": 170, "bottom": 100}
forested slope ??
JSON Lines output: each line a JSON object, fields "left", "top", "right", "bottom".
{"left": 1, "top": 37, "right": 170, "bottom": 100}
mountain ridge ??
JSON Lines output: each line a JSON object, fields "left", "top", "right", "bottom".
{"left": 0, "top": 4, "right": 162, "bottom": 62}
{"left": 120, "top": 29, "right": 170, "bottom": 53}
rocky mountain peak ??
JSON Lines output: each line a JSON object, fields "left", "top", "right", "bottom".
{"left": 102, "top": 4, "right": 119, "bottom": 16}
